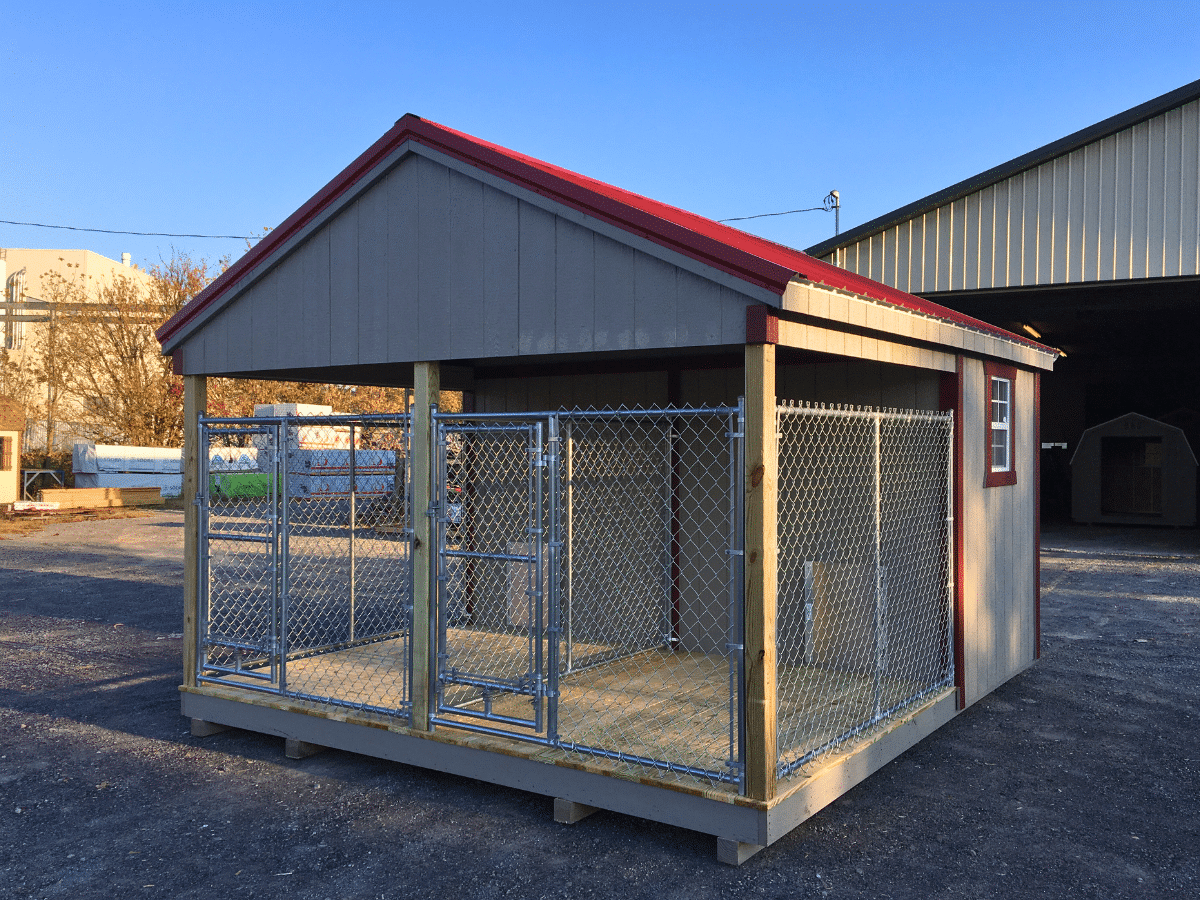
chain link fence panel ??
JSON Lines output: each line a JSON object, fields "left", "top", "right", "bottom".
{"left": 198, "top": 414, "right": 413, "bottom": 719}
{"left": 432, "top": 407, "right": 744, "bottom": 790}
{"left": 776, "top": 402, "right": 953, "bottom": 779}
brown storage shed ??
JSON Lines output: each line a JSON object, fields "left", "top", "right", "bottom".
{"left": 1071, "top": 412, "right": 1197, "bottom": 526}
{"left": 157, "top": 115, "right": 1057, "bottom": 863}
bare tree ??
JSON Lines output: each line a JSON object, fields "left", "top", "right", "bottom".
{"left": 34, "top": 248, "right": 441, "bottom": 447}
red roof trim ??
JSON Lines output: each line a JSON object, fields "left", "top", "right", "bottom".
{"left": 157, "top": 115, "right": 1052, "bottom": 355}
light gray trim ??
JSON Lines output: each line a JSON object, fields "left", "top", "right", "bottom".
{"left": 765, "top": 689, "right": 958, "bottom": 843}
{"left": 181, "top": 690, "right": 766, "bottom": 843}
{"left": 181, "top": 684, "right": 959, "bottom": 854}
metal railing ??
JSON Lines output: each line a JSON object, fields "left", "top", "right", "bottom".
{"left": 196, "top": 414, "right": 413, "bottom": 719}
{"left": 775, "top": 402, "right": 954, "bottom": 778}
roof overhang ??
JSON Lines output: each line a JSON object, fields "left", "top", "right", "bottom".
{"left": 158, "top": 115, "right": 1049, "bottom": 363}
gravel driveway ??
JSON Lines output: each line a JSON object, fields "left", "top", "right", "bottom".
{"left": 1, "top": 512, "right": 1197, "bottom": 898}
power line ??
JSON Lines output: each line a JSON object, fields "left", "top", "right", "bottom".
{"left": 0, "top": 218, "right": 255, "bottom": 240}
{"left": 719, "top": 190, "right": 841, "bottom": 235}
{"left": 718, "top": 205, "right": 828, "bottom": 223}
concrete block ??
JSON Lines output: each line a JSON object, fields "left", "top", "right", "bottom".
{"left": 190, "top": 718, "right": 228, "bottom": 737}
{"left": 285, "top": 738, "right": 328, "bottom": 760}
{"left": 717, "top": 837, "right": 764, "bottom": 866}
{"left": 553, "top": 798, "right": 598, "bottom": 825}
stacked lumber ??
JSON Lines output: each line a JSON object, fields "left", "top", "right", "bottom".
{"left": 37, "top": 487, "right": 164, "bottom": 509}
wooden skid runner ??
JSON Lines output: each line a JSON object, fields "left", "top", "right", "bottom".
{"left": 38, "top": 486, "right": 164, "bottom": 508}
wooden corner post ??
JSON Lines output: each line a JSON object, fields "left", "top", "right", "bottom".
{"left": 182, "top": 374, "right": 207, "bottom": 688}
{"left": 411, "top": 362, "right": 440, "bottom": 731}
{"left": 744, "top": 342, "right": 777, "bottom": 801}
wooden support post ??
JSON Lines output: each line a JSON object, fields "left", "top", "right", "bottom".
{"left": 717, "top": 837, "right": 765, "bottom": 866}
{"left": 744, "top": 343, "right": 777, "bottom": 802}
{"left": 410, "top": 362, "right": 440, "bottom": 731}
{"left": 183, "top": 375, "right": 207, "bottom": 689}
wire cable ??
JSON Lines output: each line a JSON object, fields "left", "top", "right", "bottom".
{"left": 0, "top": 218, "right": 254, "bottom": 240}
{"left": 718, "top": 205, "right": 830, "bottom": 223}
{"left": 720, "top": 191, "right": 840, "bottom": 225}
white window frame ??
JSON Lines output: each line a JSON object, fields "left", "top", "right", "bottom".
{"left": 990, "top": 376, "right": 1012, "bottom": 473}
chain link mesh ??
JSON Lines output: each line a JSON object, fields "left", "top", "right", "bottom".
{"left": 197, "top": 401, "right": 952, "bottom": 791}
{"left": 433, "top": 407, "right": 743, "bottom": 789}
{"left": 776, "top": 402, "right": 953, "bottom": 778}
{"left": 198, "top": 414, "right": 413, "bottom": 718}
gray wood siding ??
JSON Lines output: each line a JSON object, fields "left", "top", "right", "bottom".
{"left": 959, "top": 361, "right": 1037, "bottom": 706}
{"left": 824, "top": 99, "right": 1200, "bottom": 290}
{"left": 180, "top": 153, "right": 760, "bottom": 376}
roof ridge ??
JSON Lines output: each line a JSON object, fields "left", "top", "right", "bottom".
{"left": 157, "top": 116, "right": 1049, "bottom": 355}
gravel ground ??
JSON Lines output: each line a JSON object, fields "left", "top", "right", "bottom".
{"left": 0, "top": 513, "right": 1197, "bottom": 898}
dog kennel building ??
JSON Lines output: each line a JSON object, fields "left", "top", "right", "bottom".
{"left": 156, "top": 116, "right": 1057, "bottom": 864}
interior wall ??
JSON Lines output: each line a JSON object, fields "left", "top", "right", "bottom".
{"left": 778, "top": 357, "right": 944, "bottom": 411}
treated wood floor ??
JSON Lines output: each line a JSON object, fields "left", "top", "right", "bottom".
{"left": 219, "top": 628, "right": 925, "bottom": 790}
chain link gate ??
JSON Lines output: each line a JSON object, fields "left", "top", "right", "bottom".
{"left": 198, "top": 418, "right": 285, "bottom": 685}
{"left": 432, "top": 416, "right": 556, "bottom": 732}
{"left": 197, "top": 414, "right": 414, "bottom": 718}
{"left": 431, "top": 406, "right": 746, "bottom": 791}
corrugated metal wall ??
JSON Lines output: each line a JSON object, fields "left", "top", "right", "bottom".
{"left": 823, "top": 99, "right": 1200, "bottom": 292}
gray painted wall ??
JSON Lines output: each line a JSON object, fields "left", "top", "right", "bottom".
{"left": 822, "top": 99, "right": 1200, "bottom": 292}
{"left": 181, "top": 153, "right": 760, "bottom": 377}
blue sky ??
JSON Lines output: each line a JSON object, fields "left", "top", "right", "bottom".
{"left": 3, "top": 1, "right": 1198, "bottom": 275}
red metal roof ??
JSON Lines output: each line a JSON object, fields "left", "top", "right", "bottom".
{"left": 157, "top": 114, "right": 1049, "bottom": 353}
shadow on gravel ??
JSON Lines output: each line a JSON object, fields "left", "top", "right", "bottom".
{"left": 1, "top": 567, "right": 181, "bottom": 631}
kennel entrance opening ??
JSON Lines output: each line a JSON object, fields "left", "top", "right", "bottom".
{"left": 431, "top": 406, "right": 747, "bottom": 790}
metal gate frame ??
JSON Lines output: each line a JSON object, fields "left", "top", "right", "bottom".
{"left": 195, "top": 413, "right": 414, "bottom": 717}
{"left": 197, "top": 418, "right": 286, "bottom": 687}
{"left": 429, "top": 405, "right": 746, "bottom": 791}
{"left": 432, "top": 416, "right": 557, "bottom": 733}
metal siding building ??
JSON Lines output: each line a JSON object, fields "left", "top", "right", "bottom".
{"left": 158, "top": 116, "right": 1055, "bottom": 862}
{"left": 808, "top": 80, "right": 1200, "bottom": 521}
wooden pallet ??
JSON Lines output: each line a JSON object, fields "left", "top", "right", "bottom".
{"left": 37, "top": 486, "right": 164, "bottom": 509}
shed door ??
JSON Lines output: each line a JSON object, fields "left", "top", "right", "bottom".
{"left": 1100, "top": 436, "right": 1163, "bottom": 516}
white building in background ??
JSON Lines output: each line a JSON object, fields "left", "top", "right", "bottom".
{"left": 1, "top": 247, "right": 155, "bottom": 450}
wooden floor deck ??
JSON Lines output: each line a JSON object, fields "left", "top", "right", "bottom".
{"left": 213, "top": 627, "right": 927, "bottom": 791}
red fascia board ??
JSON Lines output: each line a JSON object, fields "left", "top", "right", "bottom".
{"left": 403, "top": 121, "right": 799, "bottom": 294}
{"left": 157, "top": 114, "right": 1052, "bottom": 356}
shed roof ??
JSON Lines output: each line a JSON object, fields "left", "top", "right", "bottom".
{"left": 1071, "top": 412, "right": 1198, "bottom": 467}
{"left": 157, "top": 115, "right": 1046, "bottom": 355}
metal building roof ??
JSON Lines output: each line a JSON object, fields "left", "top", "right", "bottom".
{"left": 157, "top": 115, "right": 1045, "bottom": 353}
{"left": 806, "top": 78, "right": 1200, "bottom": 260}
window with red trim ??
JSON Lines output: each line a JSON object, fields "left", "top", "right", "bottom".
{"left": 0, "top": 437, "right": 11, "bottom": 471}
{"left": 985, "top": 362, "right": 1017, "bottom": 487}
